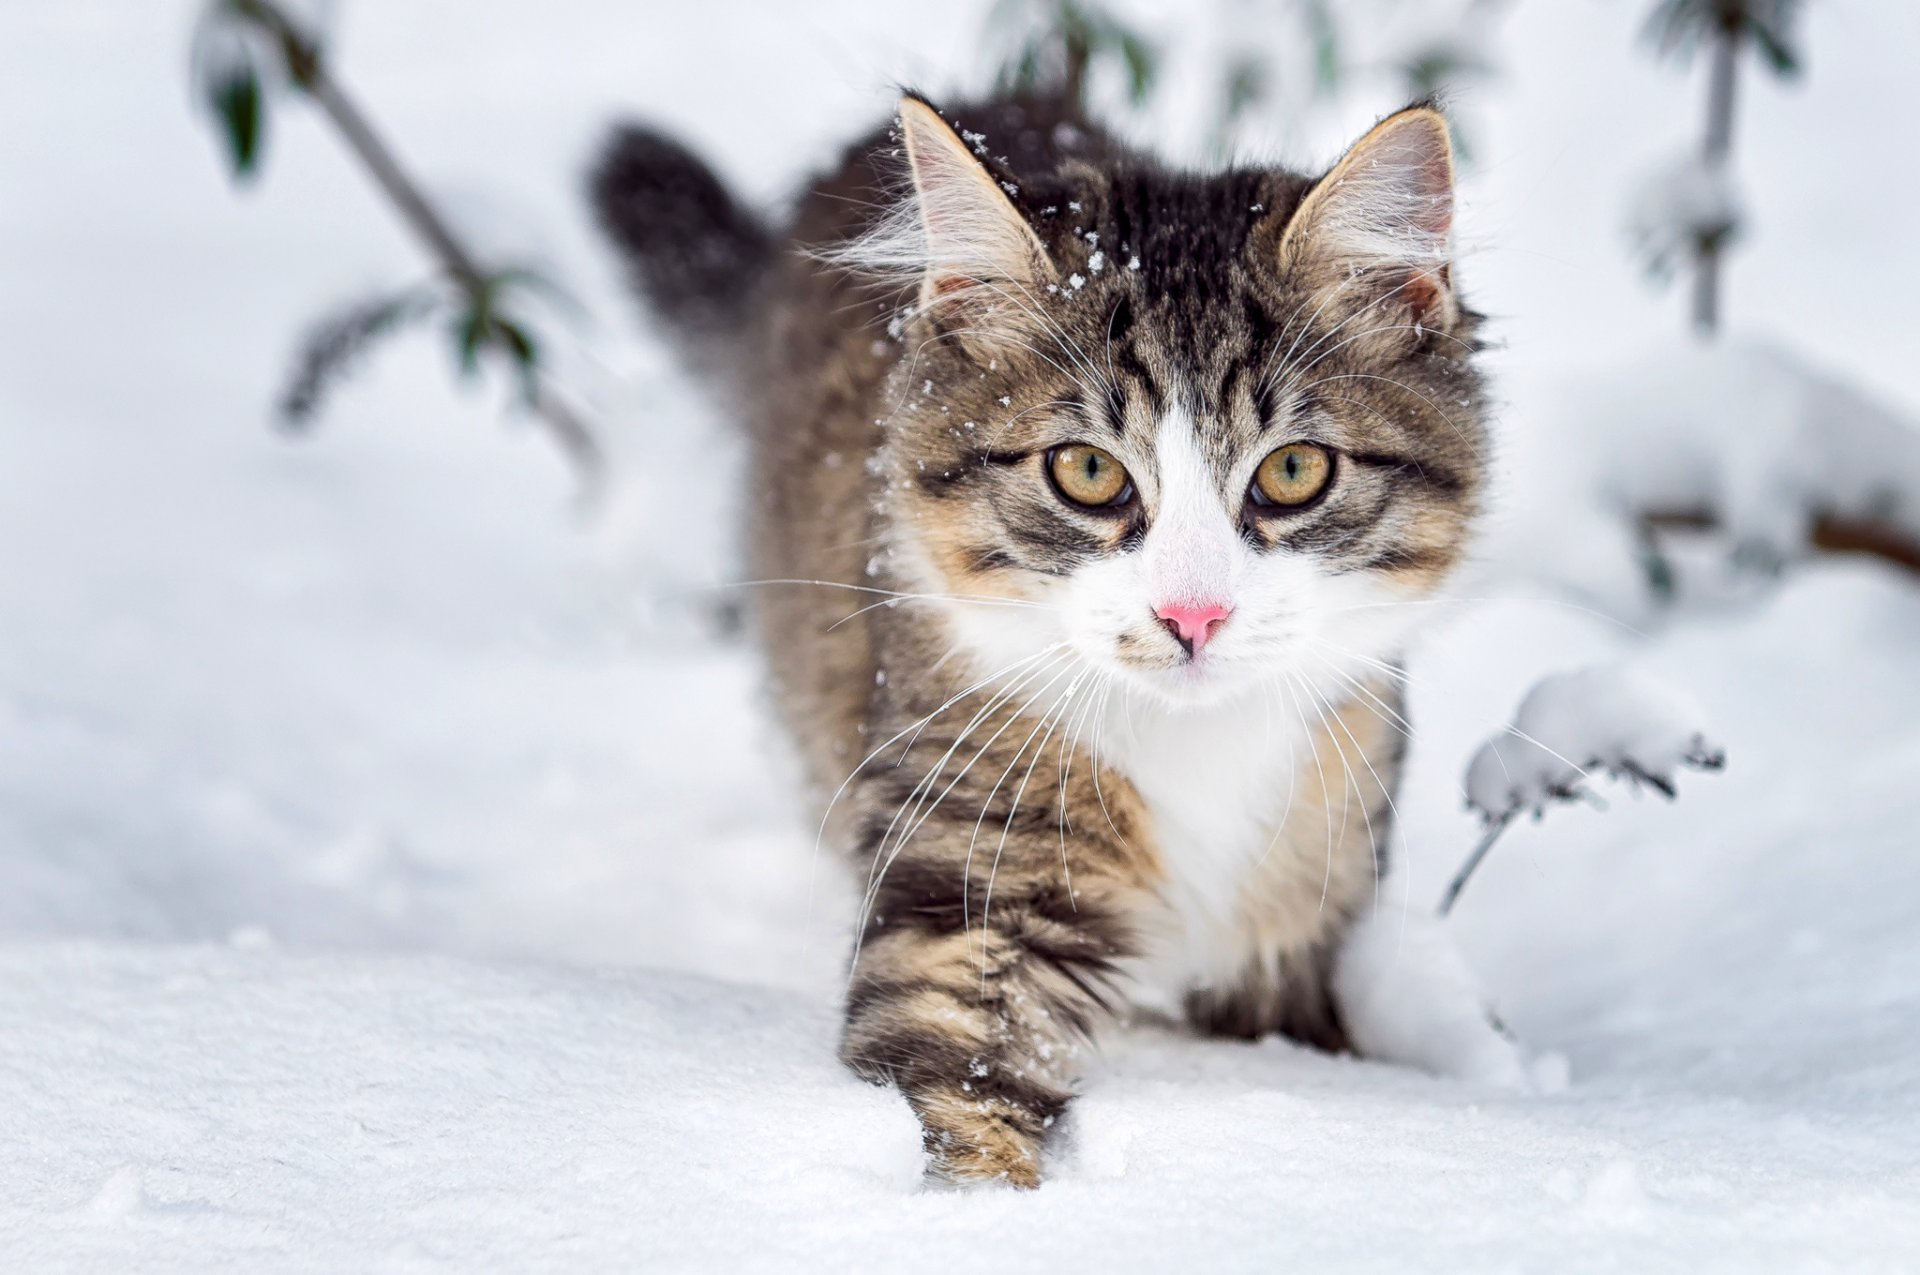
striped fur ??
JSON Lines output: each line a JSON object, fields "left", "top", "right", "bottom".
{"left": 594, "top": 91, "right": 1491, "bottom": 1187}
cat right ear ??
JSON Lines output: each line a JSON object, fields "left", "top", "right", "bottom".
{"left": 897, "top": 96, "right": 1050, "bottom": 311}
{"left": 1277, "top": 105, "right": 1458, "bottom": 328}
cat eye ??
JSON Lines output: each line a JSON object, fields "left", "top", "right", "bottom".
{"left": 1047, "top": 444, "right": 1134, "bottom": 509}
{"left": 1249, "top": 443, "right": 1334, "bottom": 509}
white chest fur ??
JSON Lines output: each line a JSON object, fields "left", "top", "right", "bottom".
{"left": 1096, "top": 686, "right": 1318, "bottom": 1004}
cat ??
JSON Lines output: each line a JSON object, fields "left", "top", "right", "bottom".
{"left": 593, "top": 90, "right": 1527, "bottom": 1187}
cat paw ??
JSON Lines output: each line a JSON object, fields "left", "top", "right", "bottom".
{"left": 915, "top": 1089, "right": 1049, "bottom": 1189}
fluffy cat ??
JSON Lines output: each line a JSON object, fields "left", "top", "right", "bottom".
{"left": 593, "top": 91, "right": 1522, "bottom": 1187}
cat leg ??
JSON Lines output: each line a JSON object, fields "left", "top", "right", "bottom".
{"left": 841, "top": 880, "right": 1128, "bottom": 1188}
{"left": 1329, "top": 902, "right": 1540, "bottom": 1089}
{"left": 1182, "top": 940, "right": 1350, "bottom": 1052}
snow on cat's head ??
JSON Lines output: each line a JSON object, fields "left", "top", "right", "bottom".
{"left": 867, "top": 96, "right": 1491, "bottom": 709}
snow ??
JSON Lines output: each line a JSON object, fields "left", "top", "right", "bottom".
{"left": 1487, "top": 338, "right": 1920, "bottom": 618}
{"left": 1626, "top": 151, "right": 1744, "bottom": 282}
{"left": 1330, "top": 902, "right": 1550, "bottom": 1092}
{"left": 5, "top": 1, "right": 1920, "bottom": 1271}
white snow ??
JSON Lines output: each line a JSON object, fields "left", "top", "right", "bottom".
{"left": 1330, "top": 902, "right": 1549, "bottom": 1092}
{"left": 4, "top": 1, "right": 1920, "bottom": 1271}
{"left": 1487, "top": 338, "right": 1920, "bottom": 618}
{"left": 1626, "top": 151, "right": 1744, "bottom": 282}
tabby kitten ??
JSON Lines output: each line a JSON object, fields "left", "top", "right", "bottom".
{"left": 594, "top": 91, "right": 1520, "bottom": 1187}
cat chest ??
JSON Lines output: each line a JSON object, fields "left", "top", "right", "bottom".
{"left": 1100, "top": 697, "right": 1345, "bottom": 999}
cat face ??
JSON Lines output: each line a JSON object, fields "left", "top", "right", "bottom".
{"left": 870, "top": 99, "right": 1488, "bottom": 709}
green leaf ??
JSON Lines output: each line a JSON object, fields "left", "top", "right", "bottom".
{"left": 212, "top": 66, "right": 265, "bottom": 179}
{"left": 1748, "top": 22, "right": 1801, "bottom": 76}
{"left": 279, "top": 285, "right": 437, "bottom": 426}
{"left": 1641, "top": 0, "right": 1802, "bottom": 75}
{"left": 490, "top": 316, "right": 543, "bottom": 404}
{"left": 453, "top": 311, "right": 487, "bottom": 379}
{"left": 1116, "top": 30, "right": 1157, "bottom": 106}
{"left": 491, "top": 316, "right": 539, "bottom": 372}
{"left": 1305, "top": 0, "right": 1341, "bottom": 99}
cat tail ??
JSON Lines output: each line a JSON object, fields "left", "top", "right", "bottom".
{"left": 589, "top": 124, "right": 772, "bottom": 358}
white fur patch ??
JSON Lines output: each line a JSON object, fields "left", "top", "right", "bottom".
{"left": 1139, "top": 411, "right": 1238, "bottom": 609}
{"left": 1098, "top": 687, "right": 1312, "bottom": 1004}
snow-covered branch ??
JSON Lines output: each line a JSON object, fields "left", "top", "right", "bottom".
{"left": 1441, "top": 666, "right": 1727, "bottom": 916}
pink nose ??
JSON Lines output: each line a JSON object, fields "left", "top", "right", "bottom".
{"left": 1154, "top": 601, "right": 1233, "bottom": 656}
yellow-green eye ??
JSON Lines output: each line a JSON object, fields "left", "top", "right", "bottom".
{"left": 1048, "top": 444, "right": 1133, "bottom": 508}
{"left": 1251, "top": 443, "right": 1334, "bottom": 508}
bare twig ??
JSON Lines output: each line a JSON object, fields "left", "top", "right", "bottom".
{"left": 1437, "top": 815, "right": 1510, "bottom": 918}
{"left": 1692, "top": 14, "right": 1740, "bottom": 335}
{"left": 229, "top": 0, "right": 604, "bottom": 495}
{"left": 1642, "top": 507, "right": 1920, "bottom": 578}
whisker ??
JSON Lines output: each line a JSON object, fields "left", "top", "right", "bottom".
{"left": 809, "top": 641, "right": 1066, "bottom": 970}
{"left": 851, "top": 650, "right": 1070, "bottom": 942}
{"left": 1052, "top": 668, "right": 1109, "bottom": 909}
{"left": 1278, "top": 673, "right": 1340, "bottom": 915}
{"left": 1299, "top": 673, "right": 1403, "bottom": 919}
{"left": 714, "top": 577, "right": 1052, "bottom": 611}
{"left": 977, "top": 668, "right": 1089, "bottom": 975}
{"left": 853, "top": 654, "right": 1082, "bottom": 966}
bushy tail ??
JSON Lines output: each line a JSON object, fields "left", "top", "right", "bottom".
{"left": 589, "top": 125, "right": 772, "bottom": 350}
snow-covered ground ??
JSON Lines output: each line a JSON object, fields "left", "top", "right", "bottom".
{"left": 3, "top": 2, "right": 1919, "bottom": 1270}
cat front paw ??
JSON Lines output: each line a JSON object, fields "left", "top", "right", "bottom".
{"left": 914, "top": 1087, "right": 1050, "bottom": 1189}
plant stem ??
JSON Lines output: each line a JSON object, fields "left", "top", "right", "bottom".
{"left": 1692, "top": 13, "right": 1741, "bottom": 338}
{"left": 231, "top": 0, "right": 604, "bottom": 495}
{"left": 1437, "top": 816, "right": 1511, "bottom": 918}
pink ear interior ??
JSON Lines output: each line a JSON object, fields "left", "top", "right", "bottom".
{"left": 896, "top": 97, "right": 1047, "bottom": 307}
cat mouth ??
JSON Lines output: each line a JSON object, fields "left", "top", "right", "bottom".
{"left": 1110, "top": 645, "right": 1242, "bottom": 704}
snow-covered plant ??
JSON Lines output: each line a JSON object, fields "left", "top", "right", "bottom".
{"left": 1502, "top": 339, "right": 1920, "bottom": 616}
{"left": 1626, "top": 153, "right": 1742, "bottom": 286}
{"left": 1632, "top": 0, "right": 1804, "bottom": 335}
{"left": 1440, "top": 666, "right": 1727, "bottom": 916}
{"left": 190, "top": 0, "right": 603, "bottom": 494}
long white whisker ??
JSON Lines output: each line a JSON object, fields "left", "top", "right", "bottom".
{"left": 977, "top": 669, "right": 1088, "bottom": 975}
{"left": 854, "top": 655, "right": 1082, "bottom": 967}
{"left": 850, "top": 651, "right": 1072, "bottom": 960}
{"left": 812, "top": 643, "right": 1066, "bottom": 978}
{"left": 958, "top": 662, "right": 1087, "bottom": 954}
{"left": 1279, "top": 673, "right": 1340, "bottom": 914}
{"left": 1299, "top": 671, "right": 1400, "bottom": 921}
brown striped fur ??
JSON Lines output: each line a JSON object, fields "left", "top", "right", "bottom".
{"left": 593, "top": 91, "right": 1490, "bottom": 1186}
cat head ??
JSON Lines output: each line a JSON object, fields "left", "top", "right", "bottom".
{"left": 859, "top": 94, "right": 1489, "bottom": 710}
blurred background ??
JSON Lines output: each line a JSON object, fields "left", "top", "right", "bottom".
{"left": 6, "top": 0, "right": 1914, "bottom": 971}
{"left": 3, "top": 1, "right": 1919, "bottom": 1265}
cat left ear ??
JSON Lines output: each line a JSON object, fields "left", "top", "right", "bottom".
{"left": 1278, "top": 106, "right": 1457, "bottom": 326}
{"left": 897, "top": 95, "right": 1051, "bottom": 311}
